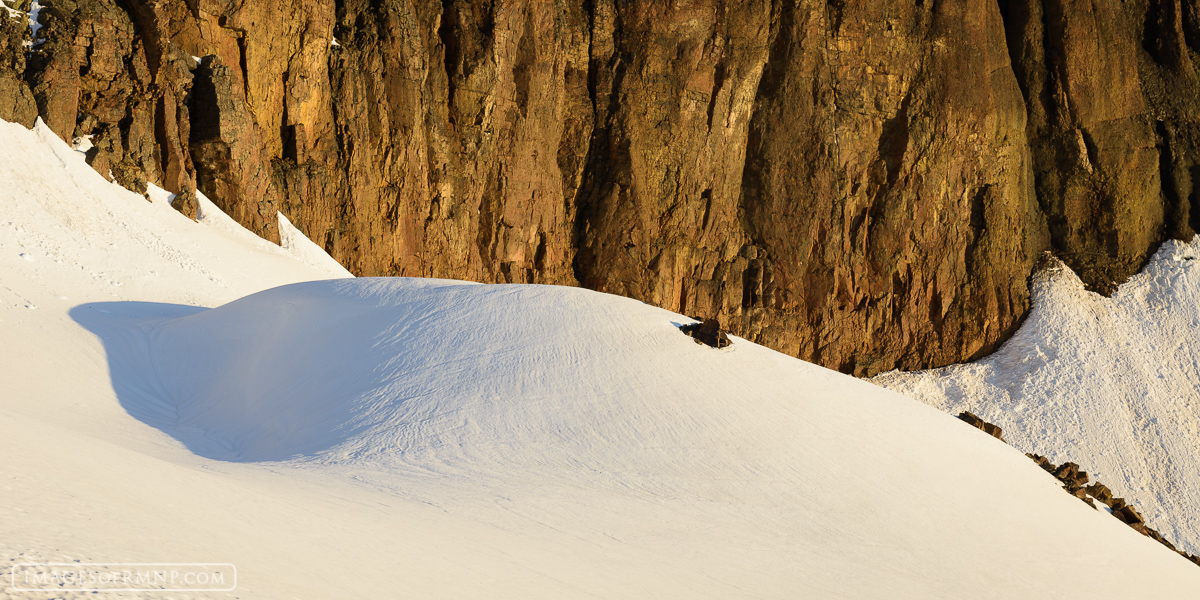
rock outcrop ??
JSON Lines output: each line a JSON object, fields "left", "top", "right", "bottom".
{"left": 2, "top": 0, "right": 1198, "bottom": 375}
{"left": 1026, "top": 450, "right": 1200, "bottom": 566}
{"left": 0, "top": 0, "right": 35, "bottom": 126}
{"left": 680, "top": 318, "right": 732, "bottom": 349}
{"left": 1002, "top": 0, "right": 1200, "bottom": 294}
{"left": 958, "top": 411, "right": 1005, "bottom": 441}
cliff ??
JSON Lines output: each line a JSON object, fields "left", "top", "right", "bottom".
{"left": 1, "top": 0, "right": 1197, "bottom": 375}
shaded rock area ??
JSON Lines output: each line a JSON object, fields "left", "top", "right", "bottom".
{"left": 679, "top": 318, "right": 732, "bottom": 349}
{"left": 958, "top": 411, "right": 1004, "bottom": 441}
{"left": 170, "top": 189, "right": 198, "bottom": 221}
{"left": 958, "top": 410, "right": 1200, "bottom": 567}
{"left": 0, "top": 0, "right": 35, "bottom": 126}
{"left": 1002, "top": 0, "right": 1200, "bottom": 294}
{"left": 0, "top": 1, "right": 1198, "bottom": 375}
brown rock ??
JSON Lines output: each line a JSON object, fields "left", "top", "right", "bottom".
{"left": 25, "top": 0, "right": 165, "bottom": 196}
{"left": 1001, "top": 0, "right": 1200, "bottom": 294}
{"left": 1062, "top": 482, "right": 1095, "bottom": 507}
{"left": 171, "top": 189, "right": 198, "bottom": 221}
{"left": 1026, "top": 452, "right": 1055, "bottom": 472}
{"left": 1085, "top": 482, "right": 1114, "bottom": 506}
{"left": 958, "top": 412, "right": 1004, "bottom": 441}
{"left": 1147, "top": 527, "right": 1177, "bottom": 552}
{"left": 1052, "top": 462, "right": 1090, "bottom": 487}
{"left": 680, "top": 318, "right": 732, "bottom": 349}
{"left": 0, "top": 0, "right": 35, "bottom": 127}
{"left": 1114, "top": 504, "right": 1146, "bottom": 526}
{"left": 723, "top": 0, "right": 1047, "bottom": 375}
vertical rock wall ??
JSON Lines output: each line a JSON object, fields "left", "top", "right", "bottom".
{"left": 1003, "top": 0, "right": 1200, "bottom": 293}
{"left": 724, "top": 1, "right": 1048, "bottom": 373}
{"left": 0, "top": 0, "right": 35, "bottom": 126}
{"left": 1, "top": 0, "right": 1197, "bottom": 375}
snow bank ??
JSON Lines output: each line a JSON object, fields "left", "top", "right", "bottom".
{"left": 877, "top": 243, "right": 1200, "bottom": 556}
{"left": 3, "top": 115, "right": 1200, "bottom": 598}
{"left": 0, "top": 117, "right": 350, "bottom": 597}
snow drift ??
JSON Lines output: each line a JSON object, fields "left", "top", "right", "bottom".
{"left": 71, "top": 276, "right": 1200, "bottom": 598}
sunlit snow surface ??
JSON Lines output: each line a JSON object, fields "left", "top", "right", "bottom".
{"left": 2, "top": 117, "right": 1199, "bottom": 598}
{"left": 877, "top": 242, "right": 1200, "bottom": 556}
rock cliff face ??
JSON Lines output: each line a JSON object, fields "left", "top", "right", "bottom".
{"left": 1003, "top": 0, "right": 1200, "bottom": 294}
{"left": 0, "top": 0, "right": 35, "bottom": 126}
{"left": 1, "top": 0, "right": 1197, "bottom": 375}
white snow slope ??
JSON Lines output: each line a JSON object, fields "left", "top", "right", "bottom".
{"left": 2, "top": 116, "right": 1199, "bottom": 599}
{"left": 877, "top": 244, "right": 1200, "bottom": 557}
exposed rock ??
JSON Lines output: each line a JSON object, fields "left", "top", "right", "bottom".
{"left": 1001, "top": 0, "right": 1200, "bottom": 294}
{"left": 25, "top": 0, "right": 167, "bottom": 197}
{"left": 1086, "top": 482, "right": 1114, "bottom": 506}
{"left": 0, "top": 0, "right": 36, "bottom": 126}
{"left": 680, "top": 318, "right": 732, "bottom": 349}
{"left": 1026, "top": 452, "right": 1055, "bottom": 472}
{"left": 171, "top": 189, "right": 198, "bottom": 221}
{"left": 1052, "top": 462, "right": 1089, "bottom": 488}
{"left": 1049, "top": 462, "right": 1193, "bottom": 558}
{"left": 958, "top": 412, "right": 1004, "bottom": 441}
{"left": 1026, "top": 443, "right": 1194, "bottom": 561}
{"left": 1113, "top": 502, "right": 1147, "bottom": 527}
{"left": 725, "top": 1, "right": 1047, "bottom": 375}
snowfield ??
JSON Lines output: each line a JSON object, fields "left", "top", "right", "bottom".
{"left": 877, "top": 243, "right": 1200, "bottom": 558}
{"left": 3, "top": 116, "right": 1200, "bottom": 599}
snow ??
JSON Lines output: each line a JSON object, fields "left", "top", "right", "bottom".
{"left": 69, "top": 134, "right": 93, "bottom": 156}
{"left": 2, "top": 114, "right": 1200, "bottom": 598}
{"left": 21, "top": 1, "right": 42, "bottom": 48}
{"left": 876, "top": 246, "right": 1200, "bottom": 557}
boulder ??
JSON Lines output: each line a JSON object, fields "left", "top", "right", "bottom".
{"left": 171, "top": 190, "right": 199, "bottom": 221}
{"left": 680, "top": 318, "right": 732, "bottom": 349}
{"left": 1113, "top": 504, "right": 1146, "bottom": 526}
{"left": 1085, "top": 482, "right": 1114, "bottom": 506}
{"left": 958, "top": 412, "right": 1004, "bottom": 441}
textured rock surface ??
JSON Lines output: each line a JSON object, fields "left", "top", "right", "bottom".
{"left": 722, "top": 1, "right": 1047, "bottom": 373}
{"left": 1002, "top": 0, "right": 1200, "bottom": 293}
{"left": 1, "top": 0, "right": 1198, "bottom": 374}
{"left": 0, "top": 0, "right": 36, "bottom": 126}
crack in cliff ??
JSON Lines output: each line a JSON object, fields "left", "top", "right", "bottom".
{"left": 821, "top": 0, "right": 843, "bottom": 199}
{"left": 1156, "top": 119, "right": 1195, "bottom": 240}
{"left": 438, "top": 0, "right": 457, "bottom": 114}
{"left": 964, "top": 184, "right": 990, "bottom": 275}
{"left": 571, "top": 0, "right": 624, "bottom": 287}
